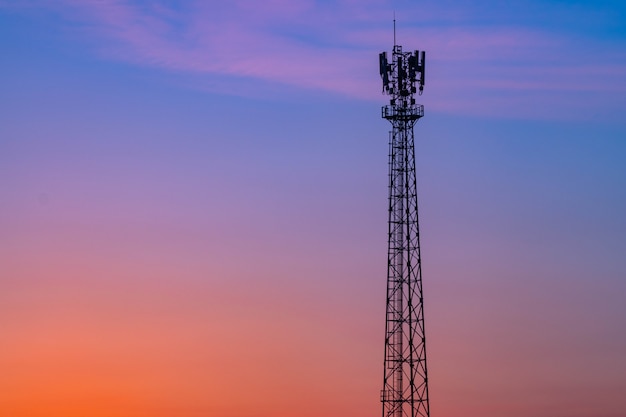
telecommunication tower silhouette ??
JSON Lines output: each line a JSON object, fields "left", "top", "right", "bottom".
{"left": 378, "top": 25, "right": 429, "bottom": 417}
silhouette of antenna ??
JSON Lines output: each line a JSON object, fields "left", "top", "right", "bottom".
{"left": 378, "top": 23, "right": 429, "bottom": 417}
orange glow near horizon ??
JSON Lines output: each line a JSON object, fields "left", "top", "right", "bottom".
{"left": 0, "top": 245, "right": 379, "bottom": 417}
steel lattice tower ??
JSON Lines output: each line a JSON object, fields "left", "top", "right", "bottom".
{"left": 378, "top": 37, "right": 429, "bottom": 417}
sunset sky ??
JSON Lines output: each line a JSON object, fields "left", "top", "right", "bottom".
{"left": 1, "top": 1, "right": 626, "bottom": 416}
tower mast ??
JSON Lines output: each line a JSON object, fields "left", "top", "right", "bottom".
{"left": 378, "top": 34, "right": 429, "bottom": 417}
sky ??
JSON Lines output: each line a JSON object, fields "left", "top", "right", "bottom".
{"left": 1, "top": 1, "right": 626, "bottom": 417}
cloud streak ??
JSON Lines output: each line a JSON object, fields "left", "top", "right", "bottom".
{"left": 2, "top": 0, "right": 625, "bottom": 119}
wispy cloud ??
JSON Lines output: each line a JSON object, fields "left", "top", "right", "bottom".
{"left": 2, "top": 0, "right": 625, "bottom": 119}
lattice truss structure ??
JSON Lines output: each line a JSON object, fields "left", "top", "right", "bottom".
{"left": 379, "top": 44, "right": 429, "bottom": 417}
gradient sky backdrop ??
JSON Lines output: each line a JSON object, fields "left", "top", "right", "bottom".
{"left": 1, "top": 1, "right": 626, "bottom": 416}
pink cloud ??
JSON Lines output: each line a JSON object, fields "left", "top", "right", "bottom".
{"left": 40, "top": 0, "right": 369, "bottom": 96}
{"left": 2, "top": 0, "right": 625, "bottom": 119}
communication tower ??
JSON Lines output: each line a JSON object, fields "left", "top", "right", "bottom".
{"left": 378, "top": 29, "right": 429, "bottom": 417}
